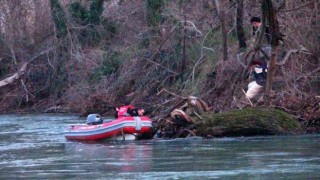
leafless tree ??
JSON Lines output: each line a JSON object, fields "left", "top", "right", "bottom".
{"left": 236, "top": 0, "right": 246, "bottom": 50}
{"left": 214, "top": 0, "right": 228, "bottom": 61}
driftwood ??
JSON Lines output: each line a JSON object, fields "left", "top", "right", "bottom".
{"left": 170, "top": 109, "right": 195, "bottom": 123}
{"left": 157, "top": 88, "right": 210, "bottom": 123}
{"left": 155, "top": 90, "right": 303, "bottom": 138}
{"left": 153, "top": 88, "right": 212, "bottom": 138}
{"left": 168, "top": 96, "right": 209, "bottom": 125}
{"left": 44, "top": 105, "right": 70, "bottom": 113}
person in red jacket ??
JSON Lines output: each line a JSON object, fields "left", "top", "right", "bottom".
{"left": 115, "top": 101, "right": 135, "bottom": 118}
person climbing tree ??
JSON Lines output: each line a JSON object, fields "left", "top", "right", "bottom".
{"left": 245, "top": 58, "right": 268, "bottom": 101}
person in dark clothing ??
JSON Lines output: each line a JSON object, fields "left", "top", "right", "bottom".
{"left": 127, "top": 108, "right": 145, "bottom": 117}
{"left": 250, "top": 16, "right": 271, "bottom": 44}
{"left": 245, "top": 58, "right": 268, "bottom": 100}
{"left": 250, "top": 17, "right": 271, "bottom": 62}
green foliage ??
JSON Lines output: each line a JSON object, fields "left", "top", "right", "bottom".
{"left": 68, "top": 1, "right": 117, "bottom": 46}
{"left": 69, "top": 2, "right": 89, "bottom": 24}
{"left": 146, "top": 0, "right": 164, "bottom": 27}
{"left": 89, "top": 52, "right": 121, "bottom": 82}
{"left": 207, "top": 29, "right": 223, "bottom": 48}
{"left": 89, "top": 0, "right": 104, "bottom": 25}
{"left": 69, "top": 0, "right": 104, "bottom": 25}
{"left": 101, "top": 19, "right": 117, "bottom": 38}
{"left": 78, "top": 28, "right": 101, "bottom": 46}
{"left": 48, "top": 0, "right": 70, "bottom": 97}
{"left": 50, "top": 0, "right": 68, "bottom": 38}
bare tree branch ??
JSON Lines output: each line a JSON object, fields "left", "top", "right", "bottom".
{"left": 0, "top": 62, "right": 28, "bottom": 88}
{"left": 280, "top": 0, "right": 319, "bottom": 12}
{"left": 0, "top": 48, "right": 54, "bottom": 88}
{"left": 276, "top": 47, "right": 311, "bottom": 65}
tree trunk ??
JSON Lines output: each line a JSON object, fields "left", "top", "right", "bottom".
{"left": 49, "top": 0, "right": 70, "bottom": 97}
{"left": 181, "top": 15, "right": 186, "bottom": 82}
{"left": 236, "top": 0, "right": 247, "bottom": 50}
{"left": 262, "top": 0, "right": 281, "bottom": 105}
{"left": 214, "top": 0, "right": 228, "bottom": 61}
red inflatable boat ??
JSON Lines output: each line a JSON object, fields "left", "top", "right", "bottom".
{"left": 64, "top": 116, "right": 153, "bottom": 141}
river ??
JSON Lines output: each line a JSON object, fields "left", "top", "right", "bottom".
{"left": 0, "top": 114, "right": 319, "bottom": 179}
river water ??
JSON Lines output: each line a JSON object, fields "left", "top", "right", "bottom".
{"left": 0, "top": 114, "right": 320, "bottom": 179}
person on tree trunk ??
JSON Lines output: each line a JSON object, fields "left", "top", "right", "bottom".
{"left": 250, "top": 16, "right": 271, "bottom": 59}
{"left": 244, "top": 17, "right": 271, "bottom": 101}
{"left": 245, "top": 58, "right": 268, "bottom": 100}
{"left": 250, "top": 17, "right": 271, "bottom": 44}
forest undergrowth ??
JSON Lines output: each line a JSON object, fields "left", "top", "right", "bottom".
{"left": 0, "top": 0, "right": 319, "bottom": 133}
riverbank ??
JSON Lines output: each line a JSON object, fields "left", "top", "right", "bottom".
{"left": 1, "top": 101, "right": 319, "bottom": 138}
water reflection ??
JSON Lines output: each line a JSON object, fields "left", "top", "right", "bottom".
{"left": 64, "top": 141, "right": 152, "bottom": 173}
{"left": 0, "top": 114, "right": 320, "bottom": 179}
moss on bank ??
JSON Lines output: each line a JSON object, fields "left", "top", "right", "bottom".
{"left": 194, "top": 108, "right": 302, "bottom": 137}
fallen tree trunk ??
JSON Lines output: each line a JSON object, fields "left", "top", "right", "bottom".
{"left": 0, "top": 62, "right": 28, "bottom": 88}
{"left": 195, "top": 107, "right": 302, "bottom": 137}
{"left": 155, "top": 101, "right": 302, "bottom": 138}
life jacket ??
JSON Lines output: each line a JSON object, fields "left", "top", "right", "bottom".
{"left": 117, "top": 105, "right": 135, "bottom": 118}
{"left": 253, "top": 65, "right": 267, "bottom": 86}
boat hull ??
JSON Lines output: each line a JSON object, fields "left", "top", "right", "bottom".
{"left": 64, "top": 116, "right": 153, "bottom": 141}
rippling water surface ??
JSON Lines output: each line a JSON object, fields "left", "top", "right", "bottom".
{"left": 0, "top": 114, "right": 320, "bottom": 179}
